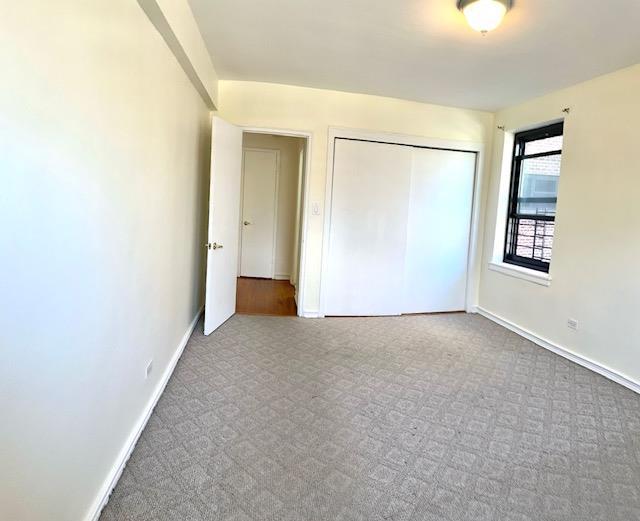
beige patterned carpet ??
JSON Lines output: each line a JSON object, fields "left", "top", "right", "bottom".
{"left": 100, "top": 313, "right": 640, "bottom": 521}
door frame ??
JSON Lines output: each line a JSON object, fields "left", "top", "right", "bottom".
{"left": 239, "top": 147, "right": 280, "bottom": 279}
{"left": 320, "top": 127, "right": 486, "bottom": 317}
{"left": 240, "top": 126, "right": 313, "bottom": 318}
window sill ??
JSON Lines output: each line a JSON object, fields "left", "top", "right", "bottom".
{"left": 488, "top": 261, "right": 552, "bottom": 287}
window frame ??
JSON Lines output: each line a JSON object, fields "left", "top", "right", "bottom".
{"left": 503, "top": 122, "right": 564, "bottom": 273}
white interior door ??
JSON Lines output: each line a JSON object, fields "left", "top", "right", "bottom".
{"left": 240, "top": 148, "right": 278, "bottom": 278}
{"left": 204, "top": 116, "right": 243, "bottom": 335}
{"left": 403, "top": 148, "right": 476, "bottom": 313}
{"left": 323, "top": 139, "right": 413, "bottom": 316}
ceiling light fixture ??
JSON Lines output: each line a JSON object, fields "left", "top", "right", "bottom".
{"left": 458, "top": 0, "right": 512, "bottom": 34}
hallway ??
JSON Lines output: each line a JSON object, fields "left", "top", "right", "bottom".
{"left": 235, "top": 277, "right": 297, "bottom": 316}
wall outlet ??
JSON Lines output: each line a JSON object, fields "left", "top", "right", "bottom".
{"left": 145, "top": 360, "right": 153, "bottom": 379}
{"left": 567, "top": 318, "right": 578, "bottom": 330}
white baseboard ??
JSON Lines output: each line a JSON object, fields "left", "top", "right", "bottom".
{"left": 85, "top": 306, "right": 204, "bottom": 521}
{"left": 477, "top": 307, "right": 640, "bottom": 395}
{"left": 273, "top": 273, "right": 291, "bottom": 280}
{"left": 300, "top": 309, "right": 323, "bottom": 318}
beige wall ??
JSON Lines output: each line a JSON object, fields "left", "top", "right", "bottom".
{"left": 219, "top": 81, "right": 495, "bottom": 314}
{"left": 242, "top": 133, "right": 304, "bottom": 280}
{"left": 479, "top": 64, "right": 640, "bottom": 384}
{"left": 0, "top": 2, "right": 211, "bottom": 520}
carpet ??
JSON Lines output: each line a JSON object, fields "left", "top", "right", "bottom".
{"left": 100, "top": 313, "right": 640, "bottom": 520}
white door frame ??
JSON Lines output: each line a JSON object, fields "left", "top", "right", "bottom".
{"left": 239, "top": 147, "right": 280, "bottom": 279}
{"left": 320, "top": 127, "right": 485, "bottom": 317}
{"left": 240, "top": 126, "right": 313, "bottom": 318}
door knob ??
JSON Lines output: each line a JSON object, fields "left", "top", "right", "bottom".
{"left": 243, "top": 221, "right": 252, "bottom": 225}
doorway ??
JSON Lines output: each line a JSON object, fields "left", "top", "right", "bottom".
{"left": 237, "top": 131, "right": 309, "bottom": 316}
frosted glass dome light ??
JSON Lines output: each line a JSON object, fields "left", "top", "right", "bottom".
{"left": 458, "top": 0, "right": 512, "bottom": 34}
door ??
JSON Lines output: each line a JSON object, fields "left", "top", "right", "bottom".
{"left": 323, "top": 139, "right": 413, "bottom": 316}
{"left": 204, "top": 116, "right": 243, "bottom": 335}
{"left": 240, "top": 148, "right": 278, "bottom": 278}
{"left": 403, "top": 148, "right": 476, "bottom": 313}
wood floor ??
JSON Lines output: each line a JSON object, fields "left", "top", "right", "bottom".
{"left": 235, "top": 277, "right": 297, "bottom": 316}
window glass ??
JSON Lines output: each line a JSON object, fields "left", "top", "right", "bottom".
{"left": 516, "top": 155, "right": 561, "bottom": 216}
{"left": 504, "top": 122, "right": 563, "bottom": 273}
{"left": 524, "top": 135, "right": 563, "bottom": 155}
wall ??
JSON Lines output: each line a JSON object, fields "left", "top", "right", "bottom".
{"left": 242, "top": 133, "right": 304, "bottom": 280}
{"left": 0, "top": 2, "right": 212, "bottom": 520}
{"left": 479, "top": 64, "right": 640, "bottom": 385}
{"left": 219, "top": 81, "right": 495, "bottom": 314}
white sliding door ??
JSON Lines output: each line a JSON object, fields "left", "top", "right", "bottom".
{"left": 323, "top": 136, "right": 477, "bottom": 317}
{"left": 323, "top": 139, "right": 413, "bottom": 316}
{"left": 403, "top": 149, "right": 476, "bottom": 313}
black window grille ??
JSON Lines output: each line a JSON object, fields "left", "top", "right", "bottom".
{"left": 504, "top": 122, "right": 564, "bottom": 273}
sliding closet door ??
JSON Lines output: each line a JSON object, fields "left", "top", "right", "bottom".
{"left": 403, "top": 148, "right": 476, "bottom": 313}
{"left": 324, "top": 139, "right": 412, "bottom": 316}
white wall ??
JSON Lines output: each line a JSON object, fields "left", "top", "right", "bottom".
{"left": 0, "top": 2, "right": 212, "bottom": 520}
{"left": 242, "top": 133, "right": 304, "bottom": 280}
{"left": 479, "top": 64, "right": 640, "bottom": 385}
{"left": 219, "top": 81, "right": 495, "bottom": 314}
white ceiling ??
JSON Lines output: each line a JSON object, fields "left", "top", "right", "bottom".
{"left": 188, "top": 0, "right": 640, "bottom": 111}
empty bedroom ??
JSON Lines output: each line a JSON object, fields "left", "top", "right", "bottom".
{"left": 1, "top": 1, "right": 639, "bottom": 521}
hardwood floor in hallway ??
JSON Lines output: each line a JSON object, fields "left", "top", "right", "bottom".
{"left": 235, "top": 277, "right": 297, "bottom": 316}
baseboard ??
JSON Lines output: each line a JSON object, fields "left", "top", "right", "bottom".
{"left": 300, "top": 309, "right": 323, "bottom": 318}
{"left": 273, "top": 273, "right": 290, "bottom": 280}
{"left": 85, "top": 306, "right": 204, "bottom": 521}
{"left": 477, "top": 307, "right": 640, "bottom": 395}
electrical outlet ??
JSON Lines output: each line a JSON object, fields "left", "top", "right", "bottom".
{"left": 145, "top": 360, "right": 153, "bottom": 379}
{"left": 567, "top": 318, "right": 578, "bottom": 330}
{"left": 312, "top": 202, "right": 321, "bottom": 216}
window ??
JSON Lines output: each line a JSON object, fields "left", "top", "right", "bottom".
{"left": 504, "top": 122, "right": 563, "bottom": 273}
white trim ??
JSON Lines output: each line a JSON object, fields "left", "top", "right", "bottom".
{"left": 272, "top": 151, "right": 280, "bottom": 279}
{"left": 319, "top": 126, "right": 485, "bottom": 317}
{"left": 274, "top": 273, "right": 291, "bottom": 280}
{"left": 240, "top": 126, "right": 314, "bottom": 319}
{"left": 477, "top": 307, "right": 640, "bottom": 395}
{"left": 85, "top": 307, "right": 204, "bottom": 521}
{"left": 488, "top": 261, "right": 552, "bottom": 287}
{"left": 300, "top": 309, "right": 323, "bottom": 318}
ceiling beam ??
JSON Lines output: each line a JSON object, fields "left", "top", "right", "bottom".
{"left": 138, "top": 0, "right": 218, "bottom": 109}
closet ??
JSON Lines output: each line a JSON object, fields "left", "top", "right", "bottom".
{"left": 323, "top": 137, "right": 476, "bottom": 316}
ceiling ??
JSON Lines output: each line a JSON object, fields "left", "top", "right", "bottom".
{"left": 188, "top": 0, "right": 640, "bottom": 111}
